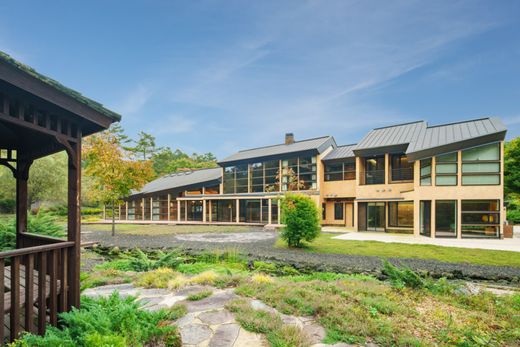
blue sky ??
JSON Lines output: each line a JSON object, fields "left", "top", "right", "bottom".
{"left": 1, "top": 1, "right": 519, "bottom": 158}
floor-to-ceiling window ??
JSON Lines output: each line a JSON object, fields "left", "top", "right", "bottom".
{"left": 435, "top": 200, "right": 457, "bottom": 237}
{"left": 324, "top": 160, "right": 356, "bottom": 181}
{"left": 420, "top": 201, "right": 431, "bottom": 236}
{"left": 420, "top": 159, "right": 432, "bottom": 186}
{"left": 367, "top": 202, "right": 385, "bottom": 231}
{"left": 390, "top": 154, "right": 413, "bottom": 182}
{"left": 388, "top": 201, "right": 413, "bottom": 228}
{"left": 187, "top": 200, "right": 203, "bottom": 221}
{"left": 461, "top": 200, "right": 500, "bottom": 238}
{"left": 239, "top": 199, "right": 261, "bottom": 223}
{"left": 363, "top": 156, "right": 385, "bottom": 184}
{"left": 271, "top": 199, "right": 279, "bottom": 224}
{"left": 334, "top": 202, "right": 344, "bottom": 221}
{"left": 211, "top": 200, "right": 236, "bottom": 223}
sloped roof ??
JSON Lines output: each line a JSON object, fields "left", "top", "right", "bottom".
{"left": 353, "top": 121, "right": 427, "bottom": 156}
{"left": 219, "top": 136, "right": 336, "bottom": 165}
{"left": 322, "top": 144, "right": 356, "bottom": 161}
{"left": 406, "top": 117, "right": 506, "bottom": 161}
{"left": 131, "top": 167, "right": 222, "bottom": 196}
{"left": 0, "top": 51, "right": 121, "bottom": 121}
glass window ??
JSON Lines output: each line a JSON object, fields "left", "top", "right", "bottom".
{"left": 461, "top": 143, "right": 500, "bottom": 186}
{"left": 391, "top": 154, "right": 413, "bottom": 181}
{"left": 388, "top": 201, "right": 413, "bottom": 227}
{"left": 420, "top": 158, "right": 432, "bottom": 186}
{"left": 211, "top": 199, "right": 236, "bottom": 222}
{"left": 322, "top": 203, "right": 326, "bottom": 220}
{"left": 363, "top": 156, "right": 385, "bottom": 184}
{"left": 435, "top": 153, "right": 457, "bottom": 186}
{"left": 435, "top": 200, "right": 457, "bottom": 237}
{"left": 223, "top": 167, "right": 235, "bottom": 194}
{"left": 325, "top": 160, "right": 356, "bottom": 181}
{"left": 282, "top": 156, "right": 316, "bottom": 191}
{"left": 235, "top": 164, "right": 248, "bottom": 193}
{"left": 250, "top": 162, "right": 264, "bottom": 193}
{"left": 334, "top": 202, "right": 344, "bottom": 220}
{"left": 461, "top": 200, "right": 499, "bottom": 238}
{"left": 239, "top": 199, "right": 261, "bottom": 223}
{"left": 264, "top": 160, "right": 279, "bottom": 192}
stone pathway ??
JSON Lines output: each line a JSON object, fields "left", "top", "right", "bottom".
{"left": 83, "top": 283, "right": 359, "bottom": 347}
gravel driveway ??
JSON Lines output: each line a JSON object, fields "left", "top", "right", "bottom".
{"left": 82, "top": 229, "right": 520, "bottom": 283}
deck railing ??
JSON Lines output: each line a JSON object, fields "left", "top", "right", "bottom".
{"left": 0, "top": 238, "right": 74, "bottom": 343}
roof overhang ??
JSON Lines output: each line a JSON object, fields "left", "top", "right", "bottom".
{"left": 353, "top": 143, "right": 409, "bottom": 157}
{"left": 406, "top": 131, "right": 506, "bottom": 162}
{"left": 128, "top": 178, "right": 222, "bottom": 199}
{"left": 218, "top": 148, "right": 321, "bottom": 167}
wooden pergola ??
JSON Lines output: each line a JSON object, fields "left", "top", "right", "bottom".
{"left": 0, "top": 52, "right": 119, "bottom": 342}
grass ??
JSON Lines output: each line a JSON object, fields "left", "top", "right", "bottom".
{"left": 276, "top": 233, "right": 520, "bottom": 268}
{"left": 81, "top": 223, "right": 253, "bottom": 235}
{"left": 187, "top": 290, "right": 213, "bottom": 301}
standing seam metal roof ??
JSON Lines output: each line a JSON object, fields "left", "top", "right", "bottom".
{"left": 353, "top": 121, "right": 427, "bottom": 151}
{"left": 218, "top": 136, "right": 336, "bottom": 164}
{"left": 322, "top": 144, "right": 357, "bottom": 161}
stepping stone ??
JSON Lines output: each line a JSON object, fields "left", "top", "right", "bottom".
{"left": 281, "top": 314, "right": 304, "bottom": 328}
{"left": 303, "top": 323, "right": 327, "bottom": 344}
{"left": 185, "top": 290, "right": 237, "bottom": 312}
{"left": 199, "top": 309, "right": 235, "bottom": 325}
{"left": 180, "top": 323, "right": 213, "bottom": 345}
{"left": 208, "top": 323, "right": 240, "bottom": 347}
{"left": 233, "top": 328, "right": 267, "bottom": 347}
{"left": 175, "top": 312, "right": 197, "bottom": 327}
{"left": 250, "top": 299, "right": 277, "bottom": 313}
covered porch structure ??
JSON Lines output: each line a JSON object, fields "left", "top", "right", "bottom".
{"left": 0, "top": 52, "right": 118, "bottom": 342}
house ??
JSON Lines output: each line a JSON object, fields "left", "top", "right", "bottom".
{"left": 120, "top": 117, "right": 507, "bottom": 239}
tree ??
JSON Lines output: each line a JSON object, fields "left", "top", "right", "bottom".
{"left": 504, "top": 137, "right": 520, "bottom": 223}
{"left": 280, "top": 193, "right": 321, "bottom": 247}
{"left": 83, "top": 128, "right": 154, "bottom": 235}
{"left": 151, "top": 147, "right": 218, "bottom": 177}
{"left": 131, "top": 131, "right": 161, "bottom": 161}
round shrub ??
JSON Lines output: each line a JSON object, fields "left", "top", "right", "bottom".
{"left": 280, "top": 193, "right": 321, "bottom": 247}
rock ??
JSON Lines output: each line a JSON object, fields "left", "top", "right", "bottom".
{"left": 180, "top": 323, "right": 213, "bottom": 345}
{"left": 199, "top": 310, "right": 235, "bottom": 325}
{"left": 303, "top": 323, "right": 326, "bottom": 344}
{"left": 233, "top": 328, "right": 267, "bottom": 347}
{"left": 208, "top": 323, "right": 240, "bottom": 347}
{"left": 185, "top": 289, "right": 237, "bottom": 313}
{"left": 175, "top": 312, "right": 197, "bottom": 327}
{"left": 250, "top": 299, "right": 277, "bottom": 313}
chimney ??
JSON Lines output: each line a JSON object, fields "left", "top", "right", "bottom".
{"left": 285, "top": 133, "right": 295, "bottom": 145}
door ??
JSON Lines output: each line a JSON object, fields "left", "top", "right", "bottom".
{"left": 367, "top": 202, "right": 385, "bottom": 231}
{"left": 420, "top": 200, "right": 431, "bottom": 236}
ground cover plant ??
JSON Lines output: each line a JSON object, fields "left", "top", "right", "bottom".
{"left": 11, "top": 292, "right": 186, "bottom": 347}
{"left": 80, "top": 248, "right": 520, "bottom": 346}
{"left": 276, "top": 233, "right": 520, "bottom": 268}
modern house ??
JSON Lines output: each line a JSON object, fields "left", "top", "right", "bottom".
{"left": 120, "top": 117, "right": 508, "bottom": 239}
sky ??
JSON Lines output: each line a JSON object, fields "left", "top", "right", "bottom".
{"left": 0, "top": 1, "right": 519, "bottom": 158}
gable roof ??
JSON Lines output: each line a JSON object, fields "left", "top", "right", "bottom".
{"left": 0, "top": 51, "right": 121, "bottom": 122}
{"left": 406, "top": 117, "right": 506, "bottom": 161}
{"left": 219, "top": 136, "right": 337, "bottom": 165}
{"left": 130, "top": 167, "right": 222, "bottom": 197}
{"left": 322, "top": 144, "right": 356, "bottom": 161}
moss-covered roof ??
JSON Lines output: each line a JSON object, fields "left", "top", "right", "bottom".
{"left": 0, "top": 51, "right": 121, "bottom": 121}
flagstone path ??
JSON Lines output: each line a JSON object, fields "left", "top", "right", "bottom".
{"left": 83, "top": 283, "right": 358, "bottom": 347}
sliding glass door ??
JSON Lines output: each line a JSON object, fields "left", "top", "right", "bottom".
{"left": 367, "top": 202, "right": 385, "bottom": 231}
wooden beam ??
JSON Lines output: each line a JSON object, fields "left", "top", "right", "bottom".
{"left": 0, "top": 111, "right": 77, "bottom": 143}
{"left": 15, "top": 159, "right": 32, "bottom": 249}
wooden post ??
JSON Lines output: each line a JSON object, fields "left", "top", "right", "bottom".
{"left": 150, "top": 197, "right": 153, "bottom": 221}
{"left": 67, "top": 135, "right": 81, "bottom": 309}
{"left": 236, "top": 199, "right": 240, "bottom": 223}
{"left": 177, "top": 200, "right": 181, "bottom": 221}
{"left": 125, "top": 201, "right": 129, "bottom": 220}
{"left": 268, "top": 199, "right": 272, "bottom": 224}
{"left": 167, "top": 194, "right": 171, "bottom": 220}
{"left": 202, "top": 199, "right": 207, "bottom": 223}
{"left": 15, "top": 158, "right": 32, "bottom": 249}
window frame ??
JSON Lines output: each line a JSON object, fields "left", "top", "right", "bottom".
{"left": 388, "top": 201, "right": 414, "bottom": 228}
{"left": 461, "top": 143, "right": 501, "bottom": 186}
{"left": 334, "top": 202, "right": 344, "bottom": 220}
{"left": 435, "top": 152, "right": 458, "bottom": 186}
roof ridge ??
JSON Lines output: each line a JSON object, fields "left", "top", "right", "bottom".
{"left": 237, "top": 135, "right": 331, "bottom": 153}
{"left": 372, "top": 120, "right": 425, "bottom": 130}
{"left": 336, "top": 143, "right": 357, "bottom": 147}
{"left": 426, "top": 117, "right": 491, "bottom": 129}
{"left": 163, "top": 166, "right": 220, "bottom": 178}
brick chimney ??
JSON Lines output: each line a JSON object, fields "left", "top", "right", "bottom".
{"left": 285, "top": 133, "right": 295, "bottom": 145}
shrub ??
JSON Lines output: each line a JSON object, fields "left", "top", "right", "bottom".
{"left": 0, "top": 198, "right": 15, "bottom": 213}
{"left": 11, "top": 292, "right": 181, "bottom": 347}
{"left": 251, "top": 273, "right": 274, "bottom": 284}
{"left": 382, "top": 260, "right": 424, "bottom": 289}
{"left": 187, "top": 290, "right": 213, "bottom": 301}
{"left": 280, "top": 193, "right": 321, "bottom": 248}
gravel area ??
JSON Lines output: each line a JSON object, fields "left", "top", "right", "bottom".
{"left": 82, "top": 229, "right": 520, "bottom": 283}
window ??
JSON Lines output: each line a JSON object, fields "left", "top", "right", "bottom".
{"left": 235, "top": 164, "right": 248, "bottom": 193}
{"left": 420, "top": 158, "right": 432, "bottom": 186}
{"left": 264, "top": 160, "right": 279, "bottom": 191}
{"left": 282, "top": 156, "right": 317, "bottom": 191}
{"left": 325, "top": 160, "right": 356, "bottom": 181}
{"left": 461, "top": 200, "right": 500, "bottom": 238}
{"left": 435, "top": 153, "right": 457, "bottom": 186}
{"left": 363, "top": 156, "right": 385, "bottom": 184}
{"left": 388, "top": 201, "right": 413, "bottom": 228}
{"left": 391, "top": 154, "right": 413, "bottom": 181}
{"left": 435, "top": 200, "right": 457, "bottom": 237}
{"left": 223, "top": 167, "right": 235, "bottom": 194}
{"left": 250, "top": 162, "right": 264, "bottom": 192}
{"left": 322, "top": 203, "right": 326, "bottom": 220}
{"left": 461, "top": 143, "right": 500, "bottom": 185}
{"left": 334, "top": 202, "right": 344, "bottom": 220}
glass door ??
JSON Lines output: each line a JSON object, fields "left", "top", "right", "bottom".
{"left": 367, "top": 202, "right": 385, "bottom": 231}
{"left": 420, "top": 201, "right": 431, "bottom": 236}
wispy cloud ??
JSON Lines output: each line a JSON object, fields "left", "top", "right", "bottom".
{"left": 113, "top": 84, "right": 153, "bottom": 116}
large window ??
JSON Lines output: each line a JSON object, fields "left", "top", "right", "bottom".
{"left": 239, "top": 199, "right": 261, "bottom": 223}
{"left": 211, "top": 199, "right": 236, "bottom": 222}
{"left": 420, "top": 158, "right": 432, "bottom": 186}
{"left": 324, "top": 160, "right": 356, "bottom": 181}
{"left": 264, "top": 160, "right": 279, "bottom": 191}
{"left": 334, "top": 202, "right": 344, "bottom": 220}
{"left": 461, "top": 143, "right": 500, "bottom": 185}
{"left": 363, "top": 156, "right": 385, "bottom": 184}
{"left": 223, "top": 164, "right": 255, "bottom": 194}
{"left": 461, "top": 200, "right": 500, "bottom": 238}
{"left": 435, "top": 200, "right": 457, "bottom": 237}
{"left": 388, "top": 201, "right": 413, "bottom": 228}
{"left": 250, "top": 162, "right": 264, "bottom": 192}
{"left": 391, "top": 154, "right": 413, "bottom": 182}
{"left": 282, "top": 156, "right": 317, "bottom": 191}
{"left": 435, "top": 153, "right": 457, "bottom": 186}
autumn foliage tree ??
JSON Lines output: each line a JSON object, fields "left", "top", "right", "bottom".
{"left": 83, "top": 126, "right": 154, "bottom": 235}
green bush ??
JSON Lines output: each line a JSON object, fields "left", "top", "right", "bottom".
{"left": 0, "top": 212, "right": 65, "bottom": 251}
{"left": 507, "top": 208, "right": 520, "bottom": 224}
{"left": 382, "top": 260, "right": 424, "bottom": 289}
{"left": 280, "top": 193, "right": 321, "bottom": 247}
{"left": 11, "top": 292, "right": 182, "bottom": 347}
{"left": 0, "top": 198, "right": 15, "bottom": 213}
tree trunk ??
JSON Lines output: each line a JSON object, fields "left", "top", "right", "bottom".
{"left": 111, "top": 201, "right": 116, "bottom": 236}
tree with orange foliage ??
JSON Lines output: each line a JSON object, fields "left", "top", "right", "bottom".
{"left": 83, "top": 125, "right": 154, "bottom": 235}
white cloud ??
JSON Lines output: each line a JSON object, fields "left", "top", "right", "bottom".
{"left": 113, "top": 84, "right": 152, "bottom": 116}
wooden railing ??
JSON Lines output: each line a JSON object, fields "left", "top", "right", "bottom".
{"left": 0, "top": 240, "right": 74, "bottom": 343}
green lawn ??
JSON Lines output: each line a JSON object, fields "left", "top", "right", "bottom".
{"left": 81, "top": 223, "right": 254, "bottom": 235}
{"left": 276, "top": 234, "right": 520, "bottom": 268}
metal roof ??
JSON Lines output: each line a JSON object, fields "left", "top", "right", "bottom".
{"left": 406, "top": 117, "right": 507, "bottom": 161}
{"left": 130, "top": 167, "right": 222, "bottom": 196}
{"left": 353, "top": 121, "right": 427, "bottom": 156}
{"left": 219, "top": 136, "right": 336, "bottom": 165}
{"left": 322, "top": 144, "right": 357, "bottom": 161}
